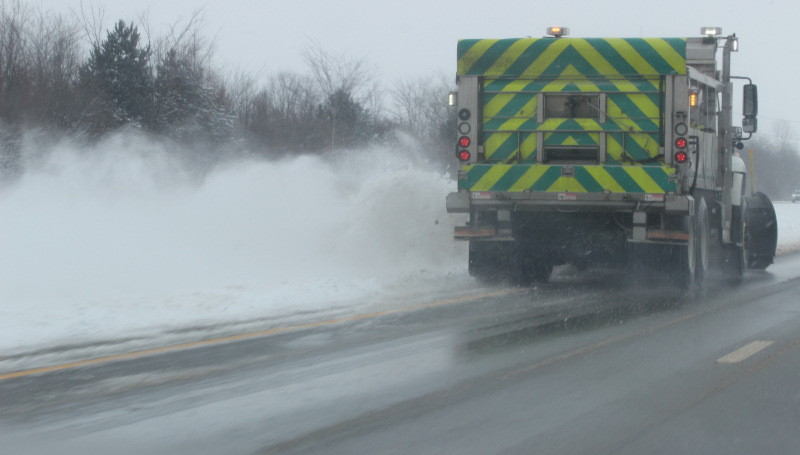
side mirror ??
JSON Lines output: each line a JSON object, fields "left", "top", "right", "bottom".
{"left": 742, "top": 84, "right": 758, "bottom": 133}
{"left": 743, "top": 116, "right": 758, "bottom": 133}
{"left": 732, "top": 126, "right": 743, "bottom": 139}
{"left": 743, "top": 84, "right": 758, "bottom": 117}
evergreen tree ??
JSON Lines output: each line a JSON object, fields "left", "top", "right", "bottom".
{"left": 322, "top": 88, "right": 369, "bottom": 149}
{"left": 79, "top": 20, "right": 152, "bottom": 134}
{"left": 153, "top": 49, "right": 232, "bottom": 143}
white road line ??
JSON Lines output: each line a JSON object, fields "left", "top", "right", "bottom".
{"left": 716, "top": 341, "right": 775, "bottom": 364}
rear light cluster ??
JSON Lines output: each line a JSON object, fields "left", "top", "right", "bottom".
{"left": 456, "top": 109, "right": 472, "bottom": 162}
{"left": 674, "top": 135, "right": 688, "bottom": 164}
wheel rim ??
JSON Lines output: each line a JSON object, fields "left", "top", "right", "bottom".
{"left": 700, "top": 212, "right": 709, "bottom": 272}
{"left": 688, "top": 218, "right": 695, "bottom": 278}
{"left": 740, "top": 210, "right": 748, "bottom": 273}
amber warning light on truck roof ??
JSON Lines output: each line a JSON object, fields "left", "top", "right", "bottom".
{"left": 546, "top": 27, "right": 569, "bottom": 37}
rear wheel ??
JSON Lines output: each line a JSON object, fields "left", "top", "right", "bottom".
{"left": 513, "top": 237, "right": 552, "bottom": 285}
{"left": 521, "top": 256, "right": 552, "bottom": 284}
{"left": 745, "top": 192, "right": 777, "bottom": 270}
{"left": 694, "top": 198, "right": 711, "bottom": 283}
{"left": 670, "top": 214, "right": 696, "bottom": 289}
{"left": 469, "top": 241, "right": 504, "bottom": 285}
{"left": 470, "top": 241, "right": 531, "bottom": 286}
{"left": 722, "top": 200, "right": 748, "bottom": 279}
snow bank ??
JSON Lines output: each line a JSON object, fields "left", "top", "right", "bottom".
{"left": 775, "top": 202, "right": 800, "bottom": 255}
{"left": 0, "top": 134, "right": 469, "bottom": 355}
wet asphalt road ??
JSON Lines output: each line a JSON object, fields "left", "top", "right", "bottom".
{"left": 2, "top": 254, "right": 800, "bottom": 455}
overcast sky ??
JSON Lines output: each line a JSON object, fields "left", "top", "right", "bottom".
{"left": 39, "top": 0, "right": 799, "bottom": 136}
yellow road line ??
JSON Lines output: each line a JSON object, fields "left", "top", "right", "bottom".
{"left": 0, "top": 288, "right": 527, "bottom": 381}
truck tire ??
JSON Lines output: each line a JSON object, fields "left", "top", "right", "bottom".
{"left": 722, "top": 200, "right": 748, "bottom": 279}
{"left": 694, "top": 198, "right": 711, "bottom": 283}
{"left": 469, "top": 241, "right": 519, "bottom": 285}
{"left": 745, "top": 192, "right": 777, "bottom": 270}
{"left": 671, "top": 215, "right": 696, "bottom": 289}
{"left": 469, "top": 241, "right": 501, "bottom": 285}
{"left": 521, "top": 257, "right": 552, "bottom": 284}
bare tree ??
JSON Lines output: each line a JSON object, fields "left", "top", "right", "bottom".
{"left": 301, "top": 41, "right": 380, "bottom": 148}
{"left": 0, "top": 0, "right": 32, "bottom": 120}
{"left": 72, "top": 0, "right": 105, "bottom": 49}
{"left": 145, "top": 8, "right": 215, "bottom": 78}
{"left": 222, "top": 68, "right": 259, "bottom": 130}
{"left": 390, "top": 73, "right": 454, "bottom": 137}
{"left": 27, "top": 9, "right": 81, "bottom": 125}
{"left": 389, "top": 73, "right": 456, "bottom": 169}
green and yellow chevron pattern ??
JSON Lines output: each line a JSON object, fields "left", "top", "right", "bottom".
{"left": 461, "top": 38, "right": 685, "bottom": 163}
{"left": 481, "top": 120, "right": 661, "bottom": 163}
{"left": 458, "top": 38, "right": 685, "bottom": 190}
{"left": 459, "top": 164, "right": 676, "bottom": 194}
{"left": 457, "top": 38, "right": 686, "bottom": 77}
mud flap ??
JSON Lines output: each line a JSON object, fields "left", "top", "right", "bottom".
{"left": 745, "top": 192, "right": 778, "bottom": 270}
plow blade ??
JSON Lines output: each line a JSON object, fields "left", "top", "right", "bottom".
{"left": 745, "top": 192, "right": 778, "bottom": 270}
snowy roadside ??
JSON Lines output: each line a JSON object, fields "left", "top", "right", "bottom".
{"left": 0, "top": 140, "right": 474, "bottom": 369}
{"left": 774, "top": 202, "right": 800, "bottom": 255}
{"left": 3, "top": 202, "right": 797, "bottom": 373}
{"left": 0, "top": 272, "right": 484, "bottom": 373}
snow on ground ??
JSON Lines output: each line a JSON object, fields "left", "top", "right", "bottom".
{"left": 774, "top": 202, "right": 800, "bottom": 255}
{"left": 2, "top": 134, "right": 799, "bottom": 361}
{"left": 0, "top": 134, "right": 471, "bottom": 358}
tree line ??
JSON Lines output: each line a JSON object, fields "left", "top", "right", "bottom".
{"left": 0, "top": 0, "right": 455, "bottom": 177}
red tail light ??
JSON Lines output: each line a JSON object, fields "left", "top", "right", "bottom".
{"left": 674, "top": 151, "right": 688, "bottom": 163}
{"left": 457, "top": 150, "right": 471, "bottom": 161}
{"left": 675, "top": 137, "right": 687, "bottom": 149}
{"left": 459, "top": 136, "right": 471, "bottom": 147}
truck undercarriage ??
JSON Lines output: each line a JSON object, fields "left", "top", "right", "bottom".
{"left": 459, "top": 190, "right": 776, "bottom": 286}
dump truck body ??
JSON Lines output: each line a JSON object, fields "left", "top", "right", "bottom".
{"left": 447, "top": 31, "right": 777, "bottom": 285}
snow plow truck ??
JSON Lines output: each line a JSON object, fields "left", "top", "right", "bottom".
{"left": 446, "top": 27, "right": 777, "bottom": 287}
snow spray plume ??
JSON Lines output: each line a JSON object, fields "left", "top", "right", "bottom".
{"left": 0, "top": 131, "right": 467, "bottom": 350}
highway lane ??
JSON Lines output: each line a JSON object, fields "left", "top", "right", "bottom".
{"left": 2, "top": 254, "right": 800, "bottom": 454}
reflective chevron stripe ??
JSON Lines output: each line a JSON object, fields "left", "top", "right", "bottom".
{"left": 461, "top": 37, "right": 684, "bottom": 189}
{"left": 457, "top": 38, "right": 686, "bottom": 77}
{"left": 458, "top": 165, "right": 676, "bottom": 193}
{"left": 482, "top": 120, "right": 661, "bottom": 162}
{"left": 484, "top": 78, "right": 659, "bottom": 93}
{"left": 482, "top": 131, "right": 537, "bottom": 162}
